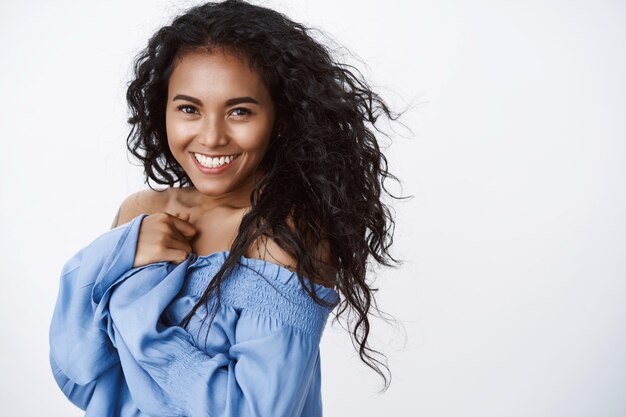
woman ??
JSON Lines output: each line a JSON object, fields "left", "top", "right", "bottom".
{"left": 49, "top": 1, "right": 406, "bottom": 416}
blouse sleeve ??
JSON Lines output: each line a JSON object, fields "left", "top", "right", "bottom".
{"left": 106, "top": 257, "right": 327, "bottom": 417}
{"left": 48, "top": 214, "right": 147, "bottom": 396}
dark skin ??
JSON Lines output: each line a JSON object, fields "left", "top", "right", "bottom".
{"left": 112, "top": 187, "right": 337, "bottom": 289}
{"left": 112, "top": 49, "right": 337, "bottom": 288}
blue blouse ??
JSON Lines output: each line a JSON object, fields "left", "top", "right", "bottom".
{"left": 49, "top": 213, "right": 340, "bottom": 417}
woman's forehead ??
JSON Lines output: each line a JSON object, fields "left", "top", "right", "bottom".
{"left": 168, "top": 50, "right": 270, "bottom": 100}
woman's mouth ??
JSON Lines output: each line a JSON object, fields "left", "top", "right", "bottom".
{"left": 191, "top": 152, "right": 242, "bottom": 174}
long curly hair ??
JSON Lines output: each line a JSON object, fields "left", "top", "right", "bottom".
{"left": 125, "top": 0, "right": 410, "bottom": 392}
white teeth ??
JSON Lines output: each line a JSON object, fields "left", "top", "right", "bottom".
{"left": 193, "top": 153, "right": 238, "bottom": 168}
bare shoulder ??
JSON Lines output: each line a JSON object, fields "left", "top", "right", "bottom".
{"left": 246, "top": 218, "right": 338, "bottom": 289}
{"left": 110, "top": 188, "right": 171, "bottom": 229}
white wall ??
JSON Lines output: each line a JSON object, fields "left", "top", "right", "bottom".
{"left": 1, "top": 0, "right": 624, "bottom": 416}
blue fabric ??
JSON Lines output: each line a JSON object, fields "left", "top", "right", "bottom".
{"left": 49, "top": 213, "right": 340, "bottom": 417}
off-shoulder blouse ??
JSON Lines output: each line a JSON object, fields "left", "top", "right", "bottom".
{"left": 48, "top": 213, "right": 340, "bottom": 416}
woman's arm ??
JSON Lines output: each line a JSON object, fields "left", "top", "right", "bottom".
{"left": 50, "top": 212, "right": 334, "bottom": 416}
{"left": 48, "top": 214, "right": 147, "bottom": 386}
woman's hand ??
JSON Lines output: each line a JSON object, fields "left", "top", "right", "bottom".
{"left": 133, "top": 212, "right": 198, "bottom": 268}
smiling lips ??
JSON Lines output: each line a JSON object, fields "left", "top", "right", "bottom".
{"left": 193, "top": 152, "right": 241, "bottom": 168}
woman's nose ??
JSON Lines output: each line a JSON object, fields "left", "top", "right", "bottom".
{"left": 197, "top": 115, "right": 228, "bottom": 147}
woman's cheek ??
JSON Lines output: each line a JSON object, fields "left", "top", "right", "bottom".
{"left": 168, "top": 120, "right": 195, "bottom": 144}
{"left": 231, "top": 124, "right": 268, "bottom": 150}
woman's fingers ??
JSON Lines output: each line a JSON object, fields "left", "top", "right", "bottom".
{"left": 164, "top": 247, "right": 194, "bottom": 264}
{"left": 168, "top": 213, "right": 197, "bottom": 238}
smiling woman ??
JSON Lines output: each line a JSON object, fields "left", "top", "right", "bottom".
{"left": 49, "top": 0, "right": 408, "bottom": 416}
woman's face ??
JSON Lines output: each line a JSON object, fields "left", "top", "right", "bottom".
{"left": 165, "top": 49, "right": 276, "bottom": 197}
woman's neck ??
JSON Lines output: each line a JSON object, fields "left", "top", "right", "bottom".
{"left": 182, "top": 168, "right": 266, "bottom": 211}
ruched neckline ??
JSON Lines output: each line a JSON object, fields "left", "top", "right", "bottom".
{"left": 186, "top": 250, "right": 340, "bottom": 305}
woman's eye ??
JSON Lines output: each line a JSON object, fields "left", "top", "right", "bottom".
{"left": 231, "top": 107, "right": 251, "bottom": 117}
{"left": 176, "top": 104, "right": 197, "bottom": 115}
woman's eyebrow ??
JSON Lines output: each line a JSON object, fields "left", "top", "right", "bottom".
{"left": 172, "top": 94, "right": 260, "bottom": 106}
{"left": 226, "top": 96, "right": 260, "bottom": 106}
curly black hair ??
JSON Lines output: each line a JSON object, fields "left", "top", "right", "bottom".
{"left": 125, "top": 0, "right": 411, "bottom": 392}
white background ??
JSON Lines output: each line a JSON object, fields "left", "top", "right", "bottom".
{"left": 1, "top": 1, "right": 625, "bottom": 416}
